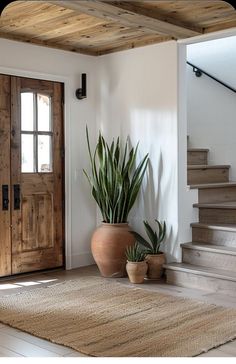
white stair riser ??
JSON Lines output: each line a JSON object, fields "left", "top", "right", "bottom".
{"left": 187, "top": 151, "right": 208, "bottom": 165}
{"left": 166, "top": 270, "right": 236, "bottom": 297}
{"left": 198, "top": 186, "right": 236, "bottom": 203}
{"left": 188, "top": 168, "right": 229, "bottom": 185}
{"left": 182, "top": 248, "right": 236, "bottom": 272}
{"left": 199, "top": 208, "right": 236, "bottom": 224}
{"left": 192, "top": 227, "right": 236, "bottom": 247}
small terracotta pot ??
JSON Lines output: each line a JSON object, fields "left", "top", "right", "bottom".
{"left": 91, "top": 223, "right": 135, "bottom": 278}
{"left": 145, "top": 253, "right": 166, "bottom": 280}
{"left": 126, "top": 261, "right": 148, "bottom": 284}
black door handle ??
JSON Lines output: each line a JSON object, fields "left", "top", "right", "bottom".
{"left": 14, "top": 184, "right": 20, "bottom": 210}
{"left": 2, "top": 185, "right": 9, "bottom": 211}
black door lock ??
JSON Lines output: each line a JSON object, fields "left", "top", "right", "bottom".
{"left": 2, "top": 185, "right": 9, "bottom": 211}
{"left": 14, "top": 184, "right": 20, "bottom": 210}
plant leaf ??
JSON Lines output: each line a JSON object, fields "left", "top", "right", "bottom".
{"left": 143, "top": 220, "right": 157, "bottom": 248}
{"left": 83, "top": 127, "right": 148, "bottom": 223}
{"left": 130, "top": 231, "right": 152, "bottom": 250}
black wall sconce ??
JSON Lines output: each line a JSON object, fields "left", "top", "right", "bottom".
{"left": 76, "top": 73, "right": 87, "bottom": 100}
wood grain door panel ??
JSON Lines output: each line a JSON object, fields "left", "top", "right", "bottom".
{"left": 0, "top": 75, "right": 64, "bottom": 277}
{"left": 11, "top": 249, "right": 61, "bottom": 275}
{"left": 0, "top": 74, "right": 64, "bottom": 277}
{"left": 0, "top": 75, "right": 11, "bottom": 277}
{"left": 10, "top": 76, "right": 64, "bottom": 275}
{"left": 20, "top": 193, "right": 53, "bottom": 252}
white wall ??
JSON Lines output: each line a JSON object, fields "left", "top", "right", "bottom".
{"left": 187, "top": 36, "right": 236, "bottom": 87}
{"left": 97, "top": 41, "right": 182, "bottom": 261}
{"left": 0, "top": 38, "right": 98, "bottom": 269}
{"left": 187, "top": 36, "right": 236, "bottom": 179}
{"left": 0, "top": 37, "right": 193, "bottom": 267}
{"left": 177, "top": 44, "right": 198, "bottom": 251}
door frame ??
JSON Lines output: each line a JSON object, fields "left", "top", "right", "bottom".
{"left": 0, "top": 66, "right": 72, "bottom": 270}
{"left": 177, "top": 27, "right": 236, "bottom": 257}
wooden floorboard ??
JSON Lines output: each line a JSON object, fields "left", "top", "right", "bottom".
{"left": 0, "top": 345, "right": 24, "bottom": 357}
{"left": 0, "top": 325, "right": 74, "bottom": 355}
{"left": 0, "top": 331, "right": 62, "bottom": 357}
{"left": 0, "top": 265, "right": 235, "bottom": 357}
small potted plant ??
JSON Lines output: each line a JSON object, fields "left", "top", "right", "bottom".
{"left": 126, "top": 243, "right": 148, "bottom": 284}
{"left": 131, "top": 220, "right": 166, "bottom": 280}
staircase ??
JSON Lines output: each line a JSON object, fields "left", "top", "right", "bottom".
{"left": 164, "top": 141, "right": 236, "bottom": 296}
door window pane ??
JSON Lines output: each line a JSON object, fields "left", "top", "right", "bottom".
{"left": 37, "top": 94, "right": 51, "bottom": 131}
{"left": 21, "top": 93, "right": 34, "bottom": 131}
{"left": 38, "top": 135, "right": 52, "bottom": 172}
{"left": 21, "top": 92, "right": 53, "bottom": 173}
{"left": 22, "top": 134, "right": 34, "bottom": 172}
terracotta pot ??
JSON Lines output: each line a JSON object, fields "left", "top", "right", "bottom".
{"left": 145, "top": 253, "right": 166, "bottom": 280}
{"left": 91, "top": 223, "right": 135, "bottom": 278}
{"left": 126, "top": 261, "right": 148, "bottom": 284}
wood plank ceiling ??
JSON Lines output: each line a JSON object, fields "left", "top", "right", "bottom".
{"left": 0, "top": 1, "right": 235, "bottom": 56}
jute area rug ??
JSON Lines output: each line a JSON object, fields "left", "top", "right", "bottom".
{"left": 0, "top": 276, "right": 236, "bottom": 357}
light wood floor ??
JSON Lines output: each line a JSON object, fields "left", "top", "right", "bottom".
{"left": 0, "top": 265, "right": 236, "bottom": 357}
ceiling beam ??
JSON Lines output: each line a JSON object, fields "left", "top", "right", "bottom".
{"left": 49, "top": 0, "right": 202, "bottom": 39}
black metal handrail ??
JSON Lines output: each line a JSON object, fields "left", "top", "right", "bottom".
{"left": 187, "top": 61, "right": 236, "bottom": 94}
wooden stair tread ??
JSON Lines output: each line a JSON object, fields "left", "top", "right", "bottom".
{"left": 193, "top": 201, "right": 236, "bottom": 209}
{"left": 163, "top": 262, "right": 236, "bottom": 281}
{"left": 189, "top": 182, "right": 236, "bottom": 189}
{"left": 191, "top": 222, "right": 236, "bottom": 232}
{"left": 188, "top": 165, "right": 230, "bottom": 170}
{"left": 177, "top": 142, "right": 236, "bottom": 292}
{"left": 181, "top": 242, "right": 236, "bottom": 255}
{"left": 187, "top": 148, "right": 209, "bottom": 152}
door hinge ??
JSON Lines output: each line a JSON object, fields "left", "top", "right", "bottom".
{"left": 61, "top": 148, "right": 65, "bottom": 158}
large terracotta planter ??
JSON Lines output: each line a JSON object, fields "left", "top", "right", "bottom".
{"left": 145, "top": 253, "right": 166, "bottom": 280}
{"left": 126, "top": 261, "right": 148, "bottom": 284}
{"left": 91, "top": 223, "right": 135, "bottom": 278}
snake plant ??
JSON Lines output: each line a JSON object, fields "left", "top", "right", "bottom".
{"left": 131, "top": 220, "right": 166, "bottom": 254}
{"left": 83, "top": 127, "right": 149, "bottom": 223}
{"left": 126, "top": 243, "right": 146, "bottom": 262}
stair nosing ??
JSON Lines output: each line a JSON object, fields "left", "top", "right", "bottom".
{"left": 163, "top": 263, "right": 236, "bottom": 282}
{"left": 189, "top": 182, "right": 236, "bottom": 189}
{"left": 187, "top": 148, "right": 209, "bottom": 152}
{"left": 183, "top": 144, "right": 236, "bottom": 285}
{"left": 181, "top": 242, "right": 236, "bottom": 255}
{"left": 193, "top": 201, "right": 236, "bottom": 209}
{"left": 191, "top": 222, "right": 236, "bottom": 232}
{"left": 188, "top": 164, "right": 230, "bottom": 170}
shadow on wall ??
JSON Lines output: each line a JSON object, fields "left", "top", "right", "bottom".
{"left": 130, "top": 152, "right": 178, "bottom": 263}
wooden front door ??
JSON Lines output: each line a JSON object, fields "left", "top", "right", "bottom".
{"left": 0, "top": 74, "right": 64, "bottom": 277}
